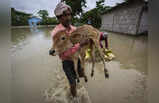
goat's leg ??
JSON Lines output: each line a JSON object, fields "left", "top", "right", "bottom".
{"left": 80, "top": 52, "right": 88, "bottom": 82}
{"left": 94, "top": 39, "right": 109, "bottom": 78}
{"left": 73, "top": 59, "right": 80, "bottom": 83}
{"left": 98, "top": 48, "right": 109, "bottom": 78}
{"left": 90, "top": 46, "right": 95, "bottom": 77}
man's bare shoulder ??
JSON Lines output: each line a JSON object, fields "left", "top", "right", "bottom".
{"left": 51, "top": 24, "right": 61, "bottom": 32}
{"left": 51, "top": 24, "right": 65, "bottom": 37}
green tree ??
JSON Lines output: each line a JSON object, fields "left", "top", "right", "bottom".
{"left": 37, "top": 10, "right": 48, "bottom": 19}
{"left": 47, "top": 17, "right": 59, "bottom": 25}
{"left": 96, "top": 0, "right": 111, "bottom": 14}
{"left": 63, "top": 0, "right": 87, "bottom": 17}
{"left": 11, "top": 8, "right": 31, "bottom": 26}
{"left": 80, "top": 0, "right": 111, "bottom": 28}
{"left": 37, "top": 10, "right": 49, "bottom": 24}
{"left": 96, "top": 0, "right": 105, "bottom": 13}
{"left": 80, "top": 8, "right": 101, "bottom": 28}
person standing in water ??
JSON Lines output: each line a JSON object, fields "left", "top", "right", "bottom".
{"left": 50, "top": 2, "right": 89, "bottom": 98}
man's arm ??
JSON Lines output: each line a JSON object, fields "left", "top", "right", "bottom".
{"left": 60, "top": 39, "right": 90, "bottom": 60}
{"left": 60, "top": 43, "right": 80, "bottom": 60}
{"left": 99, "top": 32, "right": 104, "bottom": 48}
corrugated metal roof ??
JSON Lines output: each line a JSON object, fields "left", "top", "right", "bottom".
{"left": 102, "top": 0, "right": 147, "bottom": 15}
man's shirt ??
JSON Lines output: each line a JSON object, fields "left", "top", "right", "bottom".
{"left": 51, "top": 24, "right": 80, "bottom": 60}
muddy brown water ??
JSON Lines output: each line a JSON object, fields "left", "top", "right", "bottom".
{"left": 11, "top": 27, "right": 147, "bottom": 103}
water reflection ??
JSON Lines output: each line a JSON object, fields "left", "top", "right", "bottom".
{"left": 84, "top": 61, "right": 147, "bottom": 103}
{"left": 30, "top": 27, "right": 39, "bottom": 32}
{"left": 11, "top": 28, "right": 147, "bottom": 103}
{"left": 108, "top": 32, "right": 147, "bottom": 74}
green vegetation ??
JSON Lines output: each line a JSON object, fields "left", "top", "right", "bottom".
{"left": 11, "top": 8, "right": 31, "bottom": 26}
{"left": 64, "top": 0, "right": 87, "bottom": 17}
{"left": 46, "top": 17, "right": 59, "bottom": 25}
{"left": 80, "top": 8, "right": 101, "bottom": 28}
{"left": 62, "top": 0, "right": 111, "bottom": 28}
{"left": 11, "top": 0, "right": 112, "bottom": 27}
{"left": 80, "top": 0, "right": 111, "bottom": 28}
{"left": 37, "top": 10, "right": 58, "bottom": 25}
{"left": 11, "top": 8, "right": 58, "bottom": 26}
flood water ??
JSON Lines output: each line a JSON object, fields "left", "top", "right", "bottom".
{"left": 11, "top": 27, "right": 148, "bottom": 103}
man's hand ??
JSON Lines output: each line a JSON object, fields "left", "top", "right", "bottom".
{"left": 79, "top": 39, "right": 90, "bottom": 47}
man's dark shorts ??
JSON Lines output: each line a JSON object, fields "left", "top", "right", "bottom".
{"left": 62, "top": 59, "right": 83, "bottom": 85}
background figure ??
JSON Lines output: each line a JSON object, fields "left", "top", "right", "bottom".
{"left": 99, "top": 32, "right": 109, "bottom": 49}
{"left": 85, "top": 32, "right": 109, "bottom": 60}
{"left": 100, "top": 32, "right": 115, "bottom": 60}
{"left": 87, "top": 17, "right": 92, "bottom": 25}
{"left": 85, "top": 31, "right": 115, "bottom": 60}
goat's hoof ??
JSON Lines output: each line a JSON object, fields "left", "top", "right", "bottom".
{"left": 105, "top": 72, "right": 109, "bottom": 78}
{"left": 91, "top": 73, "right": 94, "bottom": 77}
{"left": 77, "top": 79, "right": 80, "bottom": 83}
{"left": 84, "top": 77, "right": 88, "bottom": 82}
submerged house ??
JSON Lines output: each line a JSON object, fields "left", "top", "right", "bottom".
{"left": 101, "top": 0, "right": 148, "bottom": 35}
{"left": 28, "top": 16, "right": 42, "bottom": 27}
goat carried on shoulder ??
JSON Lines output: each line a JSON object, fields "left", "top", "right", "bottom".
{"left": 50, "top": 25, "right": 110, "bottom": 83}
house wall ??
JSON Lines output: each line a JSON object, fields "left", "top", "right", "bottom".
{"left": 138, "top": 10, "right": 148, "bottom": 34}
{"left": 101, "top": 2, "right": 146, "bottom": 35}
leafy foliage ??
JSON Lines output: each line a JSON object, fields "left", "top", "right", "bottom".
{"left": 96, "top": 0, "right": 105, "bottom": 14}
{"left": 63, "top": 0, "right": 87, "bottom": 16}
{"left": 37, "top": 10, "right": 48, "bottom": 19}
{"left": 37, "top": 10, "right": 49, "bottom": 24}
{"left": 11, "top": 8, "right": 58, "bottom": 26}
{"left": 11, "top": 8, "right": 31, "bottom": 26}
{"left": 80, "top": 0, "right": 111, "bottom": 28}
{"left": 80, "top": 8, "right": 101, "bottom": 28}
{"left": 45, "top": 17, "right": 59, "bottom": 25}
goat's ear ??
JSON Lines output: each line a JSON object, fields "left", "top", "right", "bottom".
{"left": 70, "top": 33, "right": 81, "bottom": 44}
{"left": 70, "top": 33, "right": 81, "bottom": 39}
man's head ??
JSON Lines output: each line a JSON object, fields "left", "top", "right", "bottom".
{"left": 54, "top": 2, "right": 72, "bottom": 27}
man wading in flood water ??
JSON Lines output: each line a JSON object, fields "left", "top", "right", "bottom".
{"left": 49, "top": 2, "right": 89, "bottom": 98}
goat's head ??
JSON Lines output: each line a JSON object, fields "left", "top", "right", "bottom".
{"left": 49, "top": 31, "right": 73, "bottom": 56}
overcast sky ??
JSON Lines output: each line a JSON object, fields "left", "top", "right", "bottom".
{"left": 11, "top": 0, "right": 124, "bottom": 17}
